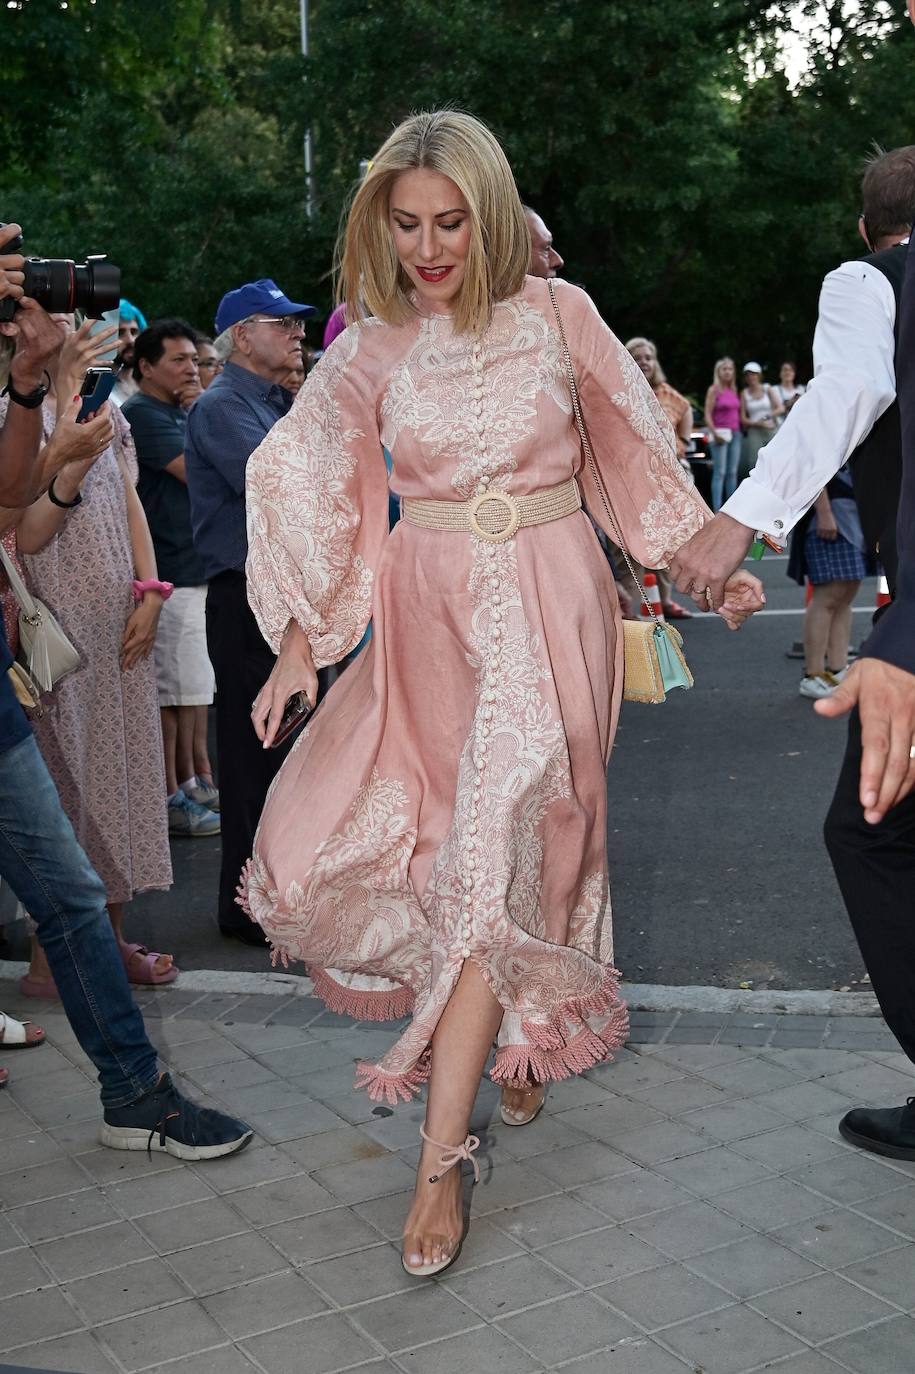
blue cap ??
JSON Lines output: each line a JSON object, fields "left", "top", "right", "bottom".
{"left": 215, "top": 278, "right": 317, "bottom": 334}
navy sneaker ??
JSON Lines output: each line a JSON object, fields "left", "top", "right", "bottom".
{"left": 100, "top": 1073, "right": 253, "bottom": 1161}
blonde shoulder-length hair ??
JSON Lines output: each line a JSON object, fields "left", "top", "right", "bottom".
{"left": 624, "top": 336, "right": 666, "bottom": 387}
{"left": 712, "top": 357, "right": 735, "bottom": 391}
{"left": 336, "top": 110, "right": 530, "bottom": 336}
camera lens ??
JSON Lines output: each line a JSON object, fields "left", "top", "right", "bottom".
{"left": 21, "top": 255, "right": 120, "bottom": 318}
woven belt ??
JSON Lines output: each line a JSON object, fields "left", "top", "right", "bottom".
{"left": 401, "top": 478, "right": 581, "bottom": 543}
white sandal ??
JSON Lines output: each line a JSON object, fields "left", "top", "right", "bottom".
{"left": 0, "top": 1011, "right": 45, "bottom": 1049}
{"left": 402, "top": 1124, "right": 480, "bottom": 1278}
{"left": 500, "top": 1080, "right": 547, "bottom": 1127}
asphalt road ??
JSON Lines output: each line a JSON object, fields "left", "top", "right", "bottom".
{"left": 6, "top": 555, "right": 875, "bottom": 992}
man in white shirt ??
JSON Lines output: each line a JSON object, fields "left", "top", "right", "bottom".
{"left": 673, "top": 133, "right": 915, "bottom": 1160}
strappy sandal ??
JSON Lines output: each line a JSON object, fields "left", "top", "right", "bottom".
{"left": 0, "top": 1012, "right": 45, "bottom": 1049}
{"left": 500, "top": 1080, "right": 547, "bottom": 1127}
{"left": 401, "top": 1124, "right": 480, "bottom": 1278}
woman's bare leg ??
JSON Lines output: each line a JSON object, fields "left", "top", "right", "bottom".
{"left": 193, "top": 705, "right": 215, "bottom": 785}
{"left": 826, "top": 581, "right": 860, "bottom": 672}
{"left": 403, "top": 960, "right": 503, "bottom": 1269}
{"left": 803, "top": 582, "right": 842, "bottom": 677}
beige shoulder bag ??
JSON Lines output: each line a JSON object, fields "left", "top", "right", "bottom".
{"left": 547, "top": 278, "right": 693, "bottom": 704}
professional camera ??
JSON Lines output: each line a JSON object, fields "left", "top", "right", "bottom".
{"left": 0, "top": 223, "right": 120, "bottom": 323}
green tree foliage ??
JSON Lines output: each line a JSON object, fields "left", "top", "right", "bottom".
{"left": 3, "top": 0, "right": 914, "bottom": 390}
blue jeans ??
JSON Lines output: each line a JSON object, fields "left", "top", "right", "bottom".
{"left": 710, "top": 432, "right": 742, "bottom": 510}
{"left": 0, "top": 735, "right": 159, "bottom": 1107}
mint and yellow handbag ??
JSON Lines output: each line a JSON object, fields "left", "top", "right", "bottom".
{"left": 547, "top": 279, "right": 693, "bottom": 705}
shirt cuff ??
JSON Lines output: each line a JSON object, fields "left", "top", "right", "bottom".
{"left": 721, "top": 476, "right": 796, "bottom": 542}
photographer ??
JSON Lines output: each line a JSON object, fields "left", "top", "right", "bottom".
{"left": 0, "top": 225, "right": 251, "bottom": 1157}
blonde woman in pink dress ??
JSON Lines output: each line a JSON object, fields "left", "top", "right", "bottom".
{"left": 242, "top": 111, "right": 763, "bottom": 1277}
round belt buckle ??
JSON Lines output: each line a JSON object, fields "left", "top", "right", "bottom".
{"left": 469, "top": 490, "right": 520, "bottom": 543}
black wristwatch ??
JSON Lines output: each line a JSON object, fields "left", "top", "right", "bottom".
{"left": 48, "top": 475, "right": 82, "bottom": 509}
{"left": 3, "top": 370, "right": 51, "bottom": 410}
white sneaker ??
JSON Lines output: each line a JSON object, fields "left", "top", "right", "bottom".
{"left": 799, "top": 673, "right": 837, "bottom": 699}
{"left": 827, "top": 666, "right": 850, "bottom": 684}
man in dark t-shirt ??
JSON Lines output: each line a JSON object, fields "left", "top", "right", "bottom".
{"left": 124, "top": 321, "right": 219, "bottom": 837}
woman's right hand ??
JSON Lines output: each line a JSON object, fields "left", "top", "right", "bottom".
{"left": 712, "top": 429, "right": 725, "bottom": 444}
{"left": 56, "top": 319, "right": 118, "bottom": 399}
{"left": 252, "top": 619, "right": 319, "bottom": 747}
{"left": 816, "top": 509, "right": 839, "bottom": 541}
{"left": 47, "top": 395, "right": 113, "bottom": 472}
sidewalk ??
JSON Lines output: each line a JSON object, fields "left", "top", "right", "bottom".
{"left": 1, "top": 981, "right": 914, "bottom": 1374}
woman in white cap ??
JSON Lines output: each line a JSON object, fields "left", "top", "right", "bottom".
{"left": 740, "top": 362, "right": 784, "bottom": 476}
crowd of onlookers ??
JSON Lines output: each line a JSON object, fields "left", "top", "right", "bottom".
{"left": 0, "top": 210, "right": 868, "bottom": 1004}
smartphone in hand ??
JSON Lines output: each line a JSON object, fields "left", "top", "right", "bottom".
{"left": 77, "top": 366, "right": 117, "bottom": 421}
{"left": 270, "top": 691, "right": 314, "bottom": 748}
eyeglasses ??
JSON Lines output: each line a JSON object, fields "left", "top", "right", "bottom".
{"left": 245, "top": 316, "right": 305, "bottom": 333}
{"left": 198, "top": 359, "right": 223, "bottom": 371}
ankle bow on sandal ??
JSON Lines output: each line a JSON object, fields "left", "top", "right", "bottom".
{"left": 420, "top": 1124, "right": 481, "bottom": 1185}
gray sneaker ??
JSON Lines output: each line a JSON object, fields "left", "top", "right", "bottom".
{"left": 168, "top": 790, "right": 220, "bottom": 836}
{"left": 182, "top": 776, "right": 220, "bottom": 812}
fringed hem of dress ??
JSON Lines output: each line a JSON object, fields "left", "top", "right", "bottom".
{"left": 349, "top": 966, "right": 629, "bottom": 1106}
{"left": 310, "top": 967, "right": 415, "bottom": 1022}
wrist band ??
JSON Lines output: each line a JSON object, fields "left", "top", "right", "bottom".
{"left": 48, "top": 475, "right": 82, "bottom": 509}
{"left": 132, "top": 578, "right": 174, "bottom": 602}
{"left": 4, "top": 370, "right": 51, "bottom": 410}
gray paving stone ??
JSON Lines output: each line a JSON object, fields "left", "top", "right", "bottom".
{"left": 184, "top": 1057, "right": 281, "bottom": 1097}
{"left": 750, "top": 1271, "right": 896, "bottom": 1344}
{"left": 627, "top": 1200, "right": 751, "bottom": 1260}
{"left": 162, "top": 1035, "right": 249, "bottom": 1072}
{"left": 394, "top": 1323, "right": 539, "bottom": 1374}
{"left": 352, "top": 1190, "right": 415, "bottom": 1241}
{"left": 307, "top": 1240, "right": 419, "bottom": 1305}
{"left": 752, "top": 1080, "right": 857, "bottom": 1124}
{"left": 525, "top": 1141, "right": 634, "bottom": 1189}
{"left": 451, "top": 1217, "right": 526, "bottom": 1269}
{"left": 776, "top": 1016, "right": 832, "bottom": 1030}
{"left": 0, "top": 1285, "right": 84, "bottom": 1352}
{"left": 761, "top": 1047, "right": 869, "bottom": 1078}
{"left": 786, "top": 1152, "right": 912, "bottom": 1206}
{"left": 627, "top": 1011, "right": 677, "bottom": 1026}
{"left": 489, "top": 1191, "right": 609, "bottom": 1248}
{"left": 686, "top": 1233, "right": 820, "bottom": 1299}
{"left": 34, "top": 1220, "right": 156, "bottom": 1281}
{"left": 488, "top": 1112, "right": 588, "bottom": 1162}
{"left": 0, "top": 1246, "right": 51, "bottom": 1299}
{"left": 349, "top": 1284, "right": 480, "bottom": 1353}
{"left": 220, "top": 1021, "right": 314, "bottom": 1050}
{"left": 217, "top": 995, "right": 299, "bottom": 1026}
{"left": 558, "top": 1345, "right": 696, "bottom": 1374}
{"left": 268, "top": 999, "right": 336, "bottom": 1028}
{"left": 74, "top": 1145, "right": 181, "bottom": 1186}
{"left": 311, "top": 1152, "right": 417, "bottom": 1205}
{"left": 498, "top": 1290, "right": 638, "bottom": 1364}
{"left": 626, "top": 1077, "right": 732, "bottom": 1117}
{"left": 105, "top": 1165, "right": 215, "bottom": 1218}
{"left": 716, "top": 1029, "right": 774, "bottom": 1047}
{"left": 820, "top": 1062, "right": 915, "bottom": 1104}
{"left": 841, "top": 1243, "right": 915, "bottom": 1310}
{"left": 2, "top": 1330, "right": 121, "bottom": 1372}
{"left": 665, "top": 1027, "right": 730, "bottom": 1045}
{"left": 99, "top": 1299, "right": 227, "bottom": 1371}
{"left": 575, "top": 1168, "right": 694, "bottom": 1223}
{"left": 220, "top": 1078, "right": 308, "bottom": 1116}
{"left": 187, "top": 1143, "right": 302, "bottom": 1195}
{"left": 730, "top": 1123, "right": 845, "bottom": 1172}
{"left": 202, "top": 1270, "right": 327, "bottom": 1340}
{"left": 653, "top": 1145, "right": 774, "bottom": 1198}
{"left": 824, "top": 1313, "right": 915, "bottom": 1372}
{"left": 229, "top": 1172, "right": 337, "bottom": 1227}
{"left": 142, "top": 1349, "right": 260, "bottom": 1374}
{"left": 727, "top": 1015, "right": 780, "bottom": 1029}
{"left": 0, "top": 1214, "right": 24, "bottom": 1255}
{"left": 586, "top": 1051, "right": 685, "bottom": 1093}
{"left": 769, "top": 1030, "right": 832, "bottom": 1050}
{"left": 0, "top": 1158, "right": 95, "bottom": 1211}
{"left": 540, "top": 1225, "right": 664, "bottom": 1287}
{"left": 247, "top": 1099, "right": 346, "bottom": 1143}
{"left": 0, "top": 1130, "right": 66, "bottom": 1174}
{"left": 627, "top": 1026, "right": 671, "bottom": 1044}
{"left": 603, "top": 1118, "right": 710, "bottom": 1167}
{"left": 772, "top": 1207, "right": 905, "bottom": 1270}
{"left": 651, "top": 1044, "right": 750, "bottom": 1072}
{"left": 544, "top": 1075, "right": 613, "bottom": 1111}
{"left": 683, "top": 1098, "right": 790, "bottom": 1143}
{"left": 21, "top": 1087, "right": 100, "bottom": 1130}
{"left": 263, "top": 1204, "right": 382, "bottom": 1264}
{"left": 281, "top": 1124, "right": 387, "bottom": 1172}
{"left": 63, "top": 1256, "right": 189, "bottom": 1322}
{"left": 10, "top": 1189, "right": 121, "bottom": 1243}
{"left": 598, "top": 1259, "right": 733, "bottom": 1331}
{"left": 166, "top": 1229, "right": 289, "bottom": 1296}
{"left": 133, "top": 1195, "right": 248, "bottom": 1254}
{"left": 442, "top": 1252, "right": 576, "bottom": 1320}
{"left": 0, "top": 1100, "right": 54, "bottom": 1143}
{"left": 825, "top": 1030, "right": 899, "bottom": 1052}
{"left": 856, "top": 1183, "right": 915, "bottom": 1240}
{"left": 659, "top": 1301, "right": 802, "bottom": 1373}
{"left": 712, "top": 1177, "right": 832, "bottom": 1231}
{"left": 699, "top": 1058, "right": 799, "bottom": 1097}
{"left": 254, "top": 1040, "right": 352, "bottom": 1080}
{"left": 469, "top": 1159, "right": 561, "bottom": 1214}
{"left": 764, "top": 1355, "right": 852, "bottom": 1374}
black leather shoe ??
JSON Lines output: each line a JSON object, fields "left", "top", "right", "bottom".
{"left": 839, "top": 1100, "right": 915, "bottom": 1160}
{"left": 218, "top": 922, "right": 269, "bottom": 948}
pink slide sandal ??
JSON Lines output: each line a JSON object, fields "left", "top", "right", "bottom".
{"left": 119, "top": 943, "right": 180, "bottom": 986}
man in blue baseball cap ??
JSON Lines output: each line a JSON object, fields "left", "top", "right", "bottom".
{"left": 184, "top": 278, "right": 315, "bottom": 946}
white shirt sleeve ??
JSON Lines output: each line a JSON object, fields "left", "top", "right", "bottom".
{"left": 721, "top": 260, "right": 897, "bottom": 538}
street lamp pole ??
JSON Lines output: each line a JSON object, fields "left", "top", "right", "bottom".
{"left": 300, "top": 0, "right": 315, "bottom": 220}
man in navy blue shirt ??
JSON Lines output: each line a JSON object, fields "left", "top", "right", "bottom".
{"left": 0, "top": 233, "right": 252, "bottom": 1157}
{"left": 185, "top": 279, "right": 315, "bottom": 944}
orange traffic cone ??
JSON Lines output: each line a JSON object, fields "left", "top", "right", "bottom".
{"left": 876, "top": 575, "right": 891, "bottom": 609}
{"left": 641, "top": 572, "right": 666, "bottom": 622}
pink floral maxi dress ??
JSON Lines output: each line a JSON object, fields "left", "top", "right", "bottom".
{"left": 242, "top": 276, "right": 707, "bottom": 1104}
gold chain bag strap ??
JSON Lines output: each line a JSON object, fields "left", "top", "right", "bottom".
{"left": 547, "top": 278, "right": 693, "bottom": 704}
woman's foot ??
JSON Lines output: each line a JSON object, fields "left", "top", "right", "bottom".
{"left": 500, "top": 1080, "right": 547, "bottom": 1126}
{"left": 402, "top": 1128, "right": 478, "bottom": 1276}
{"left": 118, "top": 942, "right": 179, "bottom": 986}
{"left": 0, "top": 1012, "right": 45, "bottom": 1048}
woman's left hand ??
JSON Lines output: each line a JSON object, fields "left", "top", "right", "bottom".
{"left": 715, "top": 571, "right": 766, "bottom": 630}
{"left": 121, "top": 593, "right": 162, "bottom": 670}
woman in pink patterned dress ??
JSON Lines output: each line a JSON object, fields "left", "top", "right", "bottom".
{"left": 243, "top": 111, "right": 763, "bottom": 1277}
{"left": 0, "top": 322, "right": 174, "bottom": 994}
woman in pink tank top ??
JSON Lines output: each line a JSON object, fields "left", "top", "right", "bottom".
{"left": 704, "top": 358, "right": 742, "bottom": 510}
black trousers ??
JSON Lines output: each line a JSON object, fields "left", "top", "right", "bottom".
{"left": 824, "top": 709, "right": 915, "bottom": 1066}
{"left": 205, "top": 571, "right": 294, "bottom": 930}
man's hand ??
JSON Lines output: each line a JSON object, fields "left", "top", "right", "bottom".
{"left": 177, "top": 378, "right": 203, "bottom": 410}
{"left": 815, "top": 657, "right": 915, "bottom": 824}
{"left": 668, "top": 512, "right": 756, "bottom": 611}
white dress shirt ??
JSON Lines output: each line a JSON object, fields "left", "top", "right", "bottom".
{"left": 722, "top": 254, "right": 900, "bottom": 539}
